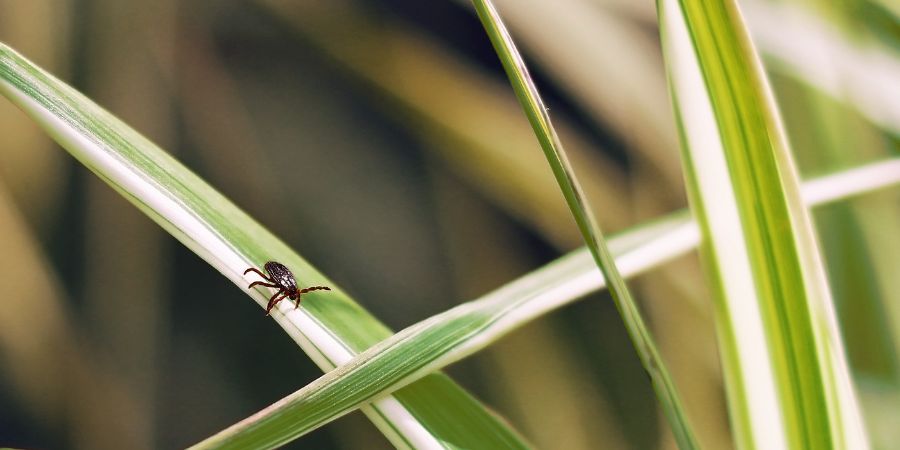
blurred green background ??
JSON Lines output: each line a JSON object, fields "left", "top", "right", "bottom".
{"left": 0, "top": 0, "right": 896, "bottom": 449}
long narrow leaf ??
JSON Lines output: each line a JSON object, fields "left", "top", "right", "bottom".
{"left": 469, "top": 0, "right": 699, "bottom": 446}
{"left": 195, "top": 159, "right": 900, "bottom": 448}
{"left": 658, "top": 0, "right": 869, "bottom": 448}
{"left": 0, "top": 42, "right": 529, "bottom": 450}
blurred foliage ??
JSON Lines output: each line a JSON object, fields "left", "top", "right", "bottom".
{"left": 0, "top": 0, "right": 895, "bottom": 449}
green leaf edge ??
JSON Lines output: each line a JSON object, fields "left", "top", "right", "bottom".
{"left": 195, "top": 158, "right": 900, "bottom": 448}
{"left": 657, "top": 0, "right": 871, "bottom": 448}
{"left": 0, "top": 42, "right": 530, "bottom": 450}
{"left": 468, "top": 0, "right": 700, "bottom": 447}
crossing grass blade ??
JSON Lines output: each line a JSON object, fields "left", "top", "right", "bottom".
{"left": 193, "top": 159, "right": 900, "bottom": 448}
{"left": 657, "top": 0, "right": 870, "bottom": 448}
{"left": 0, "top": 42, "right": 530, "bottom": 450}
{"left": 467, "top": 0, "right": 700, "bottom": 447}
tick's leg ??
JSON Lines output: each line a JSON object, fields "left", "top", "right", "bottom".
{"left": 294, "top": 286, "right": 331, "bottom": 309}
{"left": 248, "top": 281, "right": 279, "bottom": 290}
{"left": 243, "top": 267, "right": 272, "bottom": 282}
{"left": 265, "top": 291, "right": 287, "bottom": 316}
{"left": 298, "top": 286, "right": 331, "bottom": 295}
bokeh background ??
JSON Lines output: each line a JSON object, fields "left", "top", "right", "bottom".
{"left": 0, "top": 0, "right": 897, "bottom": 449}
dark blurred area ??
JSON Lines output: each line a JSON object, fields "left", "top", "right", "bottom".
{"left": 1, "top": 0, "right": 897, "bottom": 449}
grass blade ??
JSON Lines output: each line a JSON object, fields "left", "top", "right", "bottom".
{"left": 658, "top": 0, "right": 870, "bottom": 448}
{"left": 0, "top": 42, "right": 529, "bottom": 450}
{"left": 194, "top": 159, "right": 900, "bottom": 448}
{"left": 469, "top": 0, "right": 699, "bottom": 447}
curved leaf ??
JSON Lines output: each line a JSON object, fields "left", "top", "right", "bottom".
{"left": 195, "top": 159, "right": 900, "bottom": 448}
{"left": 470, "top": 0, "right": 699, "bottom": 447}
{"left": 0, "top": 42, "right": 529, "bottom": 450}
{"left": 658, "top": 0, "right": 870, "bottom": 448}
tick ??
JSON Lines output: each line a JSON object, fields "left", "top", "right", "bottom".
{"left": 244, "top": 261, "right": 331, "bottom": 315}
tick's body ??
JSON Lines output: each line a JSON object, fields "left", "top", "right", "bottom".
{"left": 244, "top": 261, "right": 331, "bottom": 315}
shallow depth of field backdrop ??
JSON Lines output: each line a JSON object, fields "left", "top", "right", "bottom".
{"left": 0, "top": 0, "right": 898, "bottom": 449}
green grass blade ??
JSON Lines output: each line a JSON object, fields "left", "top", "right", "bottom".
{"left": 194, "top": 159, "right": 900, "bottom": 449}
{"left": 192, "top": 212, "right": 695, "bottom": 449}
{"left": 471, "top": 0, "right": 683, "bottom": 189}
{"left": 658, "top": 0, "right": 870, "bottom": 448}
{"left": 469, "top": 0, "right": 699, "bottom": 447}
{"left": 0, "top": 42, "right": 530, "bottom": 450}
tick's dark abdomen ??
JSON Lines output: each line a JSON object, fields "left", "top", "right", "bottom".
{"left": 265, "top": 261, "right": 297, "bottom": 290}
{"left": 245, "top": 260, "right": 330, "bottom": 315}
